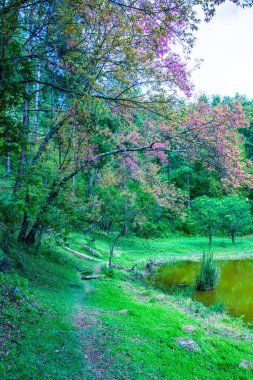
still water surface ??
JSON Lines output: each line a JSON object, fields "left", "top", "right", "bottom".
{"left": 151, "top": 259, "right": 253, "bottom": 323}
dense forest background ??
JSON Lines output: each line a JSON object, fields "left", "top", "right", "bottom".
{"left": 1, "top": 0, "right": 253, "bottom": 257}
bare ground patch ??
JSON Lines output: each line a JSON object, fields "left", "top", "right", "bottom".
{"left": 74, "top": 308, "right": 121, "bottom": 380}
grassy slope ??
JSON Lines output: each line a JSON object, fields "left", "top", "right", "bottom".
{"left": 1, "top": 234, "right": 253, "bottom": 379}
{"left": 0, "top": 247, "right": 92, "bottom": 379}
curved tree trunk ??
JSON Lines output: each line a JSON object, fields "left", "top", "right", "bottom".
{"left": 108, "top": 227, "right": 125, "bottom": 269}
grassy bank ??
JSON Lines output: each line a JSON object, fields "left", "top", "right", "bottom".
{"left": 80, "top": 275, "right": 253, "bottom": 379}
{"left": 1, "top": 234, "right": 253, "bottom": 379}
{"left": 68, "top": 233, "right": 253, "bottom": 266}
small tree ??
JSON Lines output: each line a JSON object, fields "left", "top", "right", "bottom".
{"left": 96, "top": 182, "right": 134, "bottom": 271}
{"left": 219, "top": 196, "right": 252, "bottom": 245}
{"left": 191, "top": 196, "right": 221, "bottom": 246}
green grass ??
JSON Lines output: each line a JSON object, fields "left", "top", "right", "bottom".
{"left": 80, "top": 276, "right": 253, "bottom": 380}
{"left": 0, "top": 246, "right": 92, "bottom": 379}
{"left": 1, "top": 234, "right": 253, "bottom": 379}
{"left": 67, "top": 232, "right": 253, "bottom": 266}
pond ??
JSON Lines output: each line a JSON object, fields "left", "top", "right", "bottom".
{"left": 150, "top": 259, "right": 253, "bottom": 323}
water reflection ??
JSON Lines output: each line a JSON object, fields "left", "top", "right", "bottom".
{"left": 151, "top": 260, "right": 253, "bottom": 323}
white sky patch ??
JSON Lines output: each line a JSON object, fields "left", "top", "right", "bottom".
{"left": 189, "top": 3, "right": 253, "bottom": 99}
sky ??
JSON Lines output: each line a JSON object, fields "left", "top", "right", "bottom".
{"left": 189, "top": 2, "right": 253, "bottom": 99}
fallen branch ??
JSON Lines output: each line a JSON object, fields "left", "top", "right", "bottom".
{"left": 64, "top": 247, "right": 101, "bottom": 261}
{"left": 83, "top": 245, "right": 101, "bottom": 258}
{"left": 81, "top": 275, "right": 103, "bottom": 280}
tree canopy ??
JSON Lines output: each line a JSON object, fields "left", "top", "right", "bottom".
{"left": 0, "top": 0, "right": 252, "bottom": 251}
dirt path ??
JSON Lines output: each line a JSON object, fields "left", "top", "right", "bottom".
{"left": 73, "top": 282, "right": 119, "bottom": 380}
{"left": 75, "top": 309, "right": 115, "bottom": 379}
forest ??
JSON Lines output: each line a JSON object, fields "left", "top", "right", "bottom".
{"left": 1, "top": 1, "right": 253, "bottom": 379}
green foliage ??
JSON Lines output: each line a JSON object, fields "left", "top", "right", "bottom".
{"left": 172, "top": 217, "right": 195, "bottom": 236}
{"left": 219, "top": 196, "right": 253, "bottom": 243}
{"left": 191, "top": 196, "right": 222, "bottom": 244}
{"left": 101, "top": 264, "right": 114, "bottom": 278}
{"left": 0, "top": 190, "right": 20, "bottom": 249}
{"left": 196, "top": 252, "right": 220, "bottom": 290}
{"left": 134, "top": 220, "right": 172, "bottom": 238}
{"left": 191, "top": 195, "right": 253, "bottom": 244}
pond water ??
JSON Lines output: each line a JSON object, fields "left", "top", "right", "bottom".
{"left": 150, "top": 259, "right": 253, "bottom": 323}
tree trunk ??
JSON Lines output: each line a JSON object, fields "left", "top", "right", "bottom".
{"left": 23, "top": 169, "right": 80, "bottom": 245}
{"left": 167, "top": 161, "right": 171, "bottom": 182}
{"left": 17, "top": 193, "right": 30, "bottom": 242}
{"left": 87, "top": 168, "right": 99, "bottom": 198}
{"left": 24, "top": 189, "right": 58, "bottom": 245}
{"left": 72, "top": 173, "right": 76, "bottom": 199}
{"left": 30, "top": 62, "right": 41, "bottom": 161}
{"left": 124, "top": 198, "right": 129, "bottom": 236}
{"left": 231, "top": 228, "right": 236, "bottom": 245}
{"left": 108, "top": 246, "right": 114, "bottom": 270}
{"left": 7, "top": 146, "right": 11, "bottom": 176}
{"left": 24, "top": 218, "right": 40, "bottom": 246}
{"left": 0, "top": 0, "right": 6, "bottom": 87}
{"left": 14, "top": 92, "right": 29, "bottom": 192}
{"left": 15, "top": 89, "right": 30, "bottom": 241}
{"left": 14, "top": 10, "right": 34, "bottom": 190}
{"left": 209, "top": 231, "right": 212, "bottom": 247}
{"left": 6, "top": 109, "right": 11, "bottom": 176}
{"left": 108, "top": 227, "right": 125, "bottom": 269}
{"left": 35, "top": 226, "right": 44, "bottom": 249}
{"left": 87, "top": 173, "right": 93, "bottom": 198}
{"left": 186, "top": 173, "right": 191, "bottom": 208}
{"left": 72, "top": 122, "right": 76, "bottom": 199}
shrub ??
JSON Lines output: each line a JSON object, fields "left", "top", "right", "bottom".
{"left": 101, "top": 264, "right": 114, "bottom": 278}
{"left": 81, "top": 267, "right": 93, "bottom": 276}
{"left": 196, "top": 252, "right": 220, "bottom": 291}
{"left": 134, "top": 220, "right": 171, "bottom": 239}
{"left": 209, "top": 301, "right": 226, "bottom": 314}
{"left": 170, "top": 284, "right": 195, "bottom": 298}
